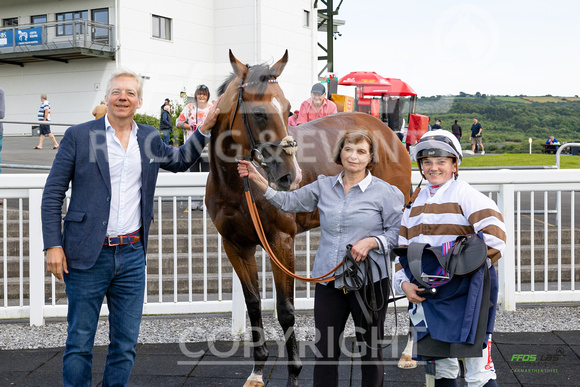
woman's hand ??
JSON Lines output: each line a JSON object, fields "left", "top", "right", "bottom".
{"left": 350, "top": 237, "right": 378, "bottom": 262}
{"left": 401, "top": 281, "right": 426, "bottom": 304}
{"left": 198, "top": 96, "right": 222, "bottom": 135}
{"left": 237, "top": 160, "right": 269, "bottom": 194}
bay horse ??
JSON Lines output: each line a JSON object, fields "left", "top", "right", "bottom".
{"left": 205, "top": 50, "right": 411, "bottom": 387}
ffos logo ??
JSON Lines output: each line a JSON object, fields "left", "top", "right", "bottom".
{"left": 511, "top": 349, "right": 566, "bottom": 362}
{"left": 511, "top": 354, "right": 536, "bottom": 361}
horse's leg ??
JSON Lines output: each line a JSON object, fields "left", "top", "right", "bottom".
{"left": 223, "top": 240, "right": 268, "bottom": 387}
{"left": 398, "top": 321, "right": 417, "bottom": 369}
{"left": 270, "top": 233, "right": 302, "bottom": 387}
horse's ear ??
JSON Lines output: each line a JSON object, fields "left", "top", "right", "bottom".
{"left": 229, "top": 49, "right": 248, "bottom": 81}
{"left": 271, "top": 50, "right": 288, "bottom": 78}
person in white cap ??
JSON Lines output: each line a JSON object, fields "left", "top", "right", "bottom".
{"left": 296, "top": 82, "right": 337, "bottom": 124}
{"left": 395, "top": 130, "right": 506, "bottom": 387}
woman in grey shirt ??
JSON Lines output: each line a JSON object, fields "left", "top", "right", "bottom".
{"left": 238, "top": 129, "right": 404, "bottom": 387}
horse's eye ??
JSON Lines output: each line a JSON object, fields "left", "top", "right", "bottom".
{"left": 253, "top": 108, "right": 268, "bottom": 122}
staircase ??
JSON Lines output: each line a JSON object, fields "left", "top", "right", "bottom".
{"left": 514, "top": 228, "right": 580, "bottom": 289}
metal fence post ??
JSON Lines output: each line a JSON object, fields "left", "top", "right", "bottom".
{"left": 29, "top": 189, "right": 45, "bottom": 326}
{"left": 497, "top": 184, "right": 516, "bottom": 311}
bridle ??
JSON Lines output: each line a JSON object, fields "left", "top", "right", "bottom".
{"left": 229, "top": 73, "right": 340, "bottom": 283}
{"left": 228, "top": 77, "right": 297, "bottom": 167}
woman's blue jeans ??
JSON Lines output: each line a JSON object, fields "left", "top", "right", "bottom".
{"left": 63, "top": 240, "right": 145, "bottom": 387}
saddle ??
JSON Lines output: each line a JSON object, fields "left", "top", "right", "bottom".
{"left": 395, "top": 233, "right": 492, "bottom": 359}
{"left": 393, "top": 233, "right": 488, "bottom": 290}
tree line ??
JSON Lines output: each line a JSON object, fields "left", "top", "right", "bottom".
{"left": 415, "top": 95, "right": 580, "bottom": 153}
{"left": 134, "top": 94, "right": 580, "bottom": 154}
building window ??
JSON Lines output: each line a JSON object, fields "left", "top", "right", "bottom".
{"left": 56, "top": 11, "right": 89, "bottom": 36}
{"left": 3, "top": 17, "right": 18, "bottom": 27}
{"left": 31, "top": 15, "right": 47, "bottom": 25}
{"left": 152, "top": 15, "right": 171, "bottom": 40}
{"left": 91, "top": 8, "right": 109, "bottom": 42}
{"left": 303, "top": 10, "right": 310, "bottom": 27}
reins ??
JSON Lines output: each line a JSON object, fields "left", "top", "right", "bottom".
{"left": 243, "top": 171, "right": 342, "bottom": 283}
{"left": 231, "top": 73, "right": 327, "bottom": 283}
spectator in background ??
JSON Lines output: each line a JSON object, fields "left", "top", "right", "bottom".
{"left": 544, "top": 136, "right": 560, "bottom": 154}
{"left": 288, "top": 110, "right": 300, "bottom": 126}
{"left": 432, "top": 119, "right": 442, "bottom": 130}
{"left": 160, "top": 105, "right": 173, "bottom": 145}
{"left": 0, "top": 87, "right": 4, "bottom": 178}
{"left": 296, "top": 83, "right": 337, "bottom": 124}
{"left": 470, "top": 117, "right": 484, "bottom": 155}
{"left": 92, "top": 100, "right": 107, "bottom": 120}
{"left": 177, "top": 85, "right": 213, "bottom": 172}
{"left": 34, "top": 93, "right": 60, "bottom": 150}
{"left": 546, "top": 136, "right": 559, "bottom": 145}
{"left": 451, "top": 119, "right": 462, "bottom": 142}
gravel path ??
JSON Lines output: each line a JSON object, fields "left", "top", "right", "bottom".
{"left": 1, "top": 306, "right": 579, "bottom": 350}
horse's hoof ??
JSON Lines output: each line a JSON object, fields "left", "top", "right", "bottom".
{"left": 243, "top": 376, "right": 264, "bottom": 387}
{"left": 286, "top": 375, "right": 300, "bottom": 387}
{"left": 243, "top": 382, "right": 264, "bottom": 387}
{"left": 398, "top": 353, "right": 418, "bottom": 369}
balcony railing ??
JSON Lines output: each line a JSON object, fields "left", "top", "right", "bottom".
{"left": 0, "top": 20, "right": 115, "bottom": 66}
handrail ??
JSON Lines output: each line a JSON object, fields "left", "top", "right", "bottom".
{"left": 0, "top": 20, "right": 115, "bottom": 57}
{"left": 0, "top": 20, "right": 113, "bottom": 31}
{"left": 555, "top": 142, "right": 580, "bottom": 169}
{"left": 0, "top": 119, "right": 77, "bottom": 127}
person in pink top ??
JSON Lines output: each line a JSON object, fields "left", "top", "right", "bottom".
{"left": 288, "top": 110, "right": 300, "bottom": 126}
{"left": 296, "top": 83, "right": 337, "bottom": 124}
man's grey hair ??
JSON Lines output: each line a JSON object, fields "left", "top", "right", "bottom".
{"left": 41, "top": 93, "right": 47, "bottom": 100}
{"left": 106, "top": 69, "right": 144, "bottom": 98}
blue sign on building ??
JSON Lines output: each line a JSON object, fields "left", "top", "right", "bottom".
{"left": 0, "top": 30, "right": 14, "bottom": 48}
{"left": 15, "top": 27, "right": 42, "bottom": 46}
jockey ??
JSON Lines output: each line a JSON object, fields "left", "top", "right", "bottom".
{"left": 395, "top": 130, "right": 507, "bottom": 387}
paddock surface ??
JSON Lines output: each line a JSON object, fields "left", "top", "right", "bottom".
{"left": 1, "top": 330, "right": 579, "bottom": 386}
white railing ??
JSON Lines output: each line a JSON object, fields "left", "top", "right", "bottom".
{"left": 0, "top": 169, "right": 579, "bottom": 327}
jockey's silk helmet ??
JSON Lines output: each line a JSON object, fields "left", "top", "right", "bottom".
{"left": 413, "top": 129, "right": 463, "bottom": 166}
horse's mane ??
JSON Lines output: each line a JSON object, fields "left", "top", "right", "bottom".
{"left": 217, "top": 63, "right": 277, "bottom": 98}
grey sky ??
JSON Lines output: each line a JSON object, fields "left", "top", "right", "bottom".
{"left": 329, "top": 0, "right": 578, "bottom": 97}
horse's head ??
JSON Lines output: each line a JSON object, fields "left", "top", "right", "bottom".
{"left": 217, "top": 50, "right": 299, "bottom": 191}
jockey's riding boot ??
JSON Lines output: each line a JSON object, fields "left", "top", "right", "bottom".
{"left": 483, "top": 379, "right": 498, "bottom": 387}
{"left": 434, "top": 378, "right": 458, "bottom": 387}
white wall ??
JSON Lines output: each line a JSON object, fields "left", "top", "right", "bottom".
{"left": 0, "top": 0, "right": 317, "bottom": 134}
{"left": 214, "top": 0, "right": 316, "bottom": 110}
{"left": 116, "top": 1, "right": 217, "bottom": 115}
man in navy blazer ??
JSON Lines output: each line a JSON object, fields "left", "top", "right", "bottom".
{"left": 42, "top": 69, "right": 219, "bottom": 386}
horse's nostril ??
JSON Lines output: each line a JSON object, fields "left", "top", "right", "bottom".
{"left": 277, "top": 175, "right": 292, "bottom": 191}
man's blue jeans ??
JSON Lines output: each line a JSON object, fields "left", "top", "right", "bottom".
{"left": 161, "top": 129, "right": 171, "bottom": 145}
{"left": 63, "top": 240, "right": 145, "bottom": 387}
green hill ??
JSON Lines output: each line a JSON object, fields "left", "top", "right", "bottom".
{"left": 415, "top": 95, "right": 580, "bottom": 153}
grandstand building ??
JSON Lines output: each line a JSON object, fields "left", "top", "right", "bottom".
{"left": 0, "top": 0, "right": 317, "bottom": 134}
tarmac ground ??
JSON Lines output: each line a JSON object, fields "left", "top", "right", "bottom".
{"left": 1, "top": 330, "right": 579, "bottom": 386}
{"left": 0, "top": 134, "right": 487, "bottom": 175}
{"left": 1, "top": 134, "right": 64, "bottom": 173}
